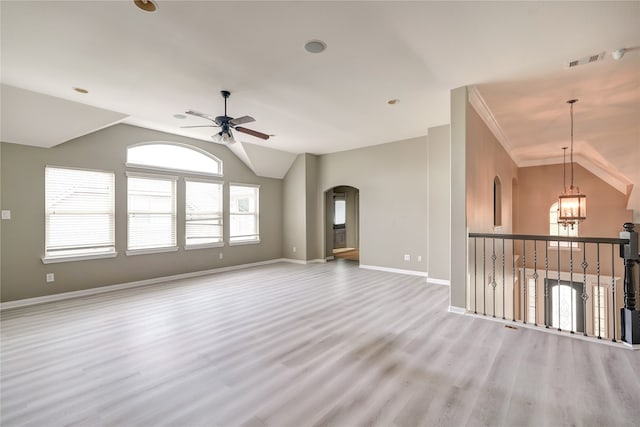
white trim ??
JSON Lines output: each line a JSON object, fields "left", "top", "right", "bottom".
{"left": 468, "top": 85, "right": 513, "bottom": 153}
{"left": 126, "top": 246, "right": 179, "bottom": 256}
{"left": 42, "top": 251, "right": 118, "bottom": 264}
{"left": 0, "top": 259, "right": 289, "bottom": 310}
{"left": 125, "top": 163, "right": 222, "bottom": 179}
{"left": 126, "top": 171, "right": 178, "bottom": 181}
{"left": 229, "top": 239, "right": 261, "bottom": 246}
{"left": 325, "top": 256, "right": 335, "bottom": 261}
{"left": 448, "top": 306, "right": 466, "bottom": 315}
{"left": 185, "top": 242, "right": 224, "bottom": 250}
{"left": 280, "top": 258, "right": 327, "bottom": 265}
{"left": 427, "top": 277, "right": 451, "bottom": 286}
{"left": 359, "top": 264, "right": 428, "bottom": 278}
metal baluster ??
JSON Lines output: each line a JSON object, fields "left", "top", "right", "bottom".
{"left": 557, "top": 238, "right": 562, "bottom": 332}
{"left": 512, "top": 239, "right": 516, "bottom": 322}
{"left": 502, "top": 238, "right": 506, "bottom": 320}
{"left": 581, "top": 242, "right": 589, "bottom": 336}
{"left": 483, "top": 238, "right": 486, "bottom": 316}
{"left": 596, "top": 243, "right": 602, "bottom": 339}
{"left": 611, "top": 244, "right": 617, "bottom": 343}
{"left": 532, "top": 240, "right": 538, "bottom": 326}
{"left": 522, "top": 240, "right": 527, "bottom": 324}
{"left": 570, "top": 241, "right": 574, "bottom": 334}
{"left": 492, "top": 238, "right": 497, "bottom": 318}
{"left": 474, "top": 237, "right": 477, "bottom": 314}
{"left": 545, "top": 242, "right": 549, "bottom": 328}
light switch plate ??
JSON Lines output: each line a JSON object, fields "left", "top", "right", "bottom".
{"left": 1, "top": 210, "right": 10, "bottom": 220}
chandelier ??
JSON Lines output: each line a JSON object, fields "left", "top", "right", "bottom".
{"left": 558, "top": 99, "right": 586, "bottom": 228}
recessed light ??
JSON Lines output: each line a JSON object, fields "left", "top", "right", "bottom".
{"left": 304, "top": 40, "right": 327, "bottom": 54}
{"left": 73, "top": 87, "right": 89, "bottom": 94}
{"left": 387, "top": 99, "right": 399, "bottom": 105}
{"left": 134, "top": 0, "right": 158, "bottom": 12}
{"left": 173, "top": 114, "right": 187, "bottom": 119}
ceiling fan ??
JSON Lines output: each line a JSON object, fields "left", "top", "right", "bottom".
{"left": 183, "top": 90, "right": 269, "bottom": 144}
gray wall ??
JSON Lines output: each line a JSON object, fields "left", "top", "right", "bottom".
{"left": 1, "top": 124, "right": 283, "bottom": 302}
{"left": 316, "top": 137, "right": 429, "bottom": 272}
{"left": 282, "top": 154, "right": 307, "bottom": 261}
{"left": 450, "top": 86, "right": 468, "bottom": 309}
{"left": 427, "top": 125, "right": 451, "bottom": 282}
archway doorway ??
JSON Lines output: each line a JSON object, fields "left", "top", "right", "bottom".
{"left": 325, "top": 186, "right": 359, "bottom": 262}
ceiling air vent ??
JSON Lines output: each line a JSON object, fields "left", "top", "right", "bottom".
{"left": 568, "top": 52, "right": 605, "bottom": 68}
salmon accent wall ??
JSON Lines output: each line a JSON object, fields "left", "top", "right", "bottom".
{"left": 517, "top": 163, "right": 631, "bottom": 238}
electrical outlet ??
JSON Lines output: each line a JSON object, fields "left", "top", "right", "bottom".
{"left": 46, "top": 273, "right": 55, "bottom": 283}
{"left": 293, "top": 246, "right": 297, "bottom": 253}
{"left": 404, "top": 254, "right": 410, "bottom": 262}
{"left": 418, "top": 255, "right": 422, "bottom": 262}
{"left": 1, "top": 210, "right": 10, "bottom": 220}
{"left": 219, "top": 253, "right": 223, "bottom": 260}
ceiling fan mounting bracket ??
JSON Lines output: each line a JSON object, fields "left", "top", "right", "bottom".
{"left": 221, "top": 90, "right": 231, "bottom": 99}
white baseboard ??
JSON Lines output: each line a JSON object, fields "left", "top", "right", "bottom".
{"left": 427, "top": 277, "right": 450, "bottom": 286}
{"left": 1, "top": 258, "right": 289, "bottom": 310}
{"left": 280, "top": 258, "right": 327, "bottom": 265}
{"left": 359, "top": 264, "right": 428, "bottom": 278}
{"left": 448, "top": 306, "right": 466, "bottom": 315}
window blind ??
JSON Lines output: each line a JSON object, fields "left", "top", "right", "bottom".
{"left": 230, "top": 184, "right": 259, "bottom": 243}
{"left": 127, "top": 174, "right": 177, "bottom": 251}
{"left": 45, "top": 166, "right": 115, "bottom": 259}
{"left": 185, "top": 180, "right": 223, "bottom": 246}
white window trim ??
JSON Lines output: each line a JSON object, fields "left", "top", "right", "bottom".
{"left": 42, "top": 251, "right": 117, "bottom": 264}
{"left": 186, "top": 242, "right": 225, "bottom": 250}
{"left": 229, "top": 239, "right": 261, "bottom": 246}
{"left": 125, "top": 163, "right": 222, "bottom": 179}
{"left": 126, "top": 246, "right": 179, "bottom": 256}
{"left": 126, "top": 171, "right": 179, "bottom": 181}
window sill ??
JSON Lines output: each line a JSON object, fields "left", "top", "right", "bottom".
{"left": 42, "top": 251, "right": 118, "bottom": 264}
{"left": 229, "top": 239, "right": 261, "bottom": 246}
{"left": 185, "top": 242, "right": 225, "bottom": 251}
{"left": 126, "top": 246, "right": 179, "bottom": 256}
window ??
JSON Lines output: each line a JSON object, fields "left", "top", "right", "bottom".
{"left": 334, "top": 193, "right": 346, "bottom": 226}
{"left": 44, "top": 166, "right": 115, "bottom": 262}
{"left": 230, "top": 184, "right": 259, "bottom": 243}
{"left": 185, "top": 180, "right": 223, "bottom": 248}
{"left": 593, "top": 285, "right": 608, "bottom": 338}
{"left": 127, "top": 143, "right": 222, "bottom": 176}
{"left": 549, "top": 202, "right": 578, "bottom": 248}
{"left": 493, "top": 176, "right": 502, "bottom": 227}
{"left": 127, "top": 173, "right": 177, "bottom": 253}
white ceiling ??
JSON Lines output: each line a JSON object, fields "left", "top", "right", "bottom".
{"left": 1, "top": 1, "right": 639, "bottom": 209}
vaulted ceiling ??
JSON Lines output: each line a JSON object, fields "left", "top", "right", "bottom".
{"left": 1, "top": 1, "right": 639, "bottom": 213}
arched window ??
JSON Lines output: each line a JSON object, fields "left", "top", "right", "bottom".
{"left": 493, "top": 176, "right": 502, "bottom": 227}
{"left": 126, "top": 143, "right": 224, "bottom": 254}
{"left": 549, "top": 202, "right": 578, "bottom": 247}
{"left": 127, "top": 143, "right": 222, "bottom": 176}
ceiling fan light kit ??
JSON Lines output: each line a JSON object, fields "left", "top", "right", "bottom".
{"left": 184, "top": 90, "right": 269, "bottom": 144}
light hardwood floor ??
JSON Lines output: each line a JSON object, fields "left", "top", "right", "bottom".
{"left": 1, "top": 260, "right": 639, "bottom": 426}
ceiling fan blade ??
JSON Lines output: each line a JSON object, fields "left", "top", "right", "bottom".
{"left": 181, "top": 125, "right": 218, "bottom": 128}
{"left": 235, "top": 126, "right": 270, "bottom": 140}
{"left": 229, "top": 115, "right": 255, "bottom": 126}
{"left": 185, "top": 109, "right": 217, "bottom": 122}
